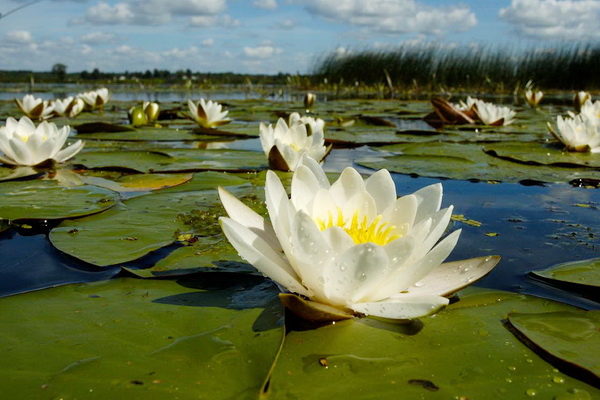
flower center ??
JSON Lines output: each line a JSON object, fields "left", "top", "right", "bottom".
{"left": 315, "top": 208, "right": 401, "bottom": 246}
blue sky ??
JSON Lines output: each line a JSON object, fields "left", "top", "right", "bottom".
{"left": 1, "top": 0, "right": 599, "bottom": 74}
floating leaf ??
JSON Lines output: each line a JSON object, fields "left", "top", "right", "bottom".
{"left": 73, "top": 149, "right": 267, "bottom": 173}
{"left": 81, "top": 173, "right": 194, "bottom": 193}
{"left": 358, "top": 142, "right": 599, "bottom": 183}
{"left": 74, "top": 122, "right": 136, "bottom": 133}
{"left": 508, "top": 311, "right": 600, "bottom": 386}
{"left": 0, "top": 276, "right": 284, "bottom": 399}
{"left": 267, "top": 288, "right": 599, "bottom": 399}
{"left": 484, "top": 142, "right": 600, "bottom": 168}
{"left": 531, "top": 258, "right": 600, "bottom": 290}
{"left": 0, "top": 166, "right": 41, "bottom": 182}
{"left": 0, "top": 180, "right": 118, "bottom": 221}
{"left": 49, "top": 189, "right": 227, "bottom": 266}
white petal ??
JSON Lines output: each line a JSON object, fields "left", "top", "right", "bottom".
{"left": 297, "top": 153, "right": 330, "bottom": 188}
{"left": 54, "top": 140, "right": 84, "bottom": 162}
{"left": 413, "top": 183, "right": 443, "bottom": 223}
{"left": 264, "top": 170, "right": 296, "bottom": 269}
{"left": 220, "top": 217, "right": 307, "bottom": 296}
{"left": 365, "top": 169, "right": 396, "bottom": 214}
{"left": 411, "top": 206, "right": 454, "bottom": 262}
{"left": 323, "top": 242, "right": 390, "bottom": 305}
{"left": 341, "top": 190, "right": 377, "bottom": 223}
{"left": 330, "top": 167, "right": 366, "bottom": 206}
{"left": 350, "top": 294, "right": 449, "bottom": 319}
{"left": 291, "top": 164, "right": 323, "bottom": 211}
{"left": 322, "top": 226, "right": 354, "bottom": 254}
{"left": 407, "top": 255, "right": 501, "bottom": 297}
{"left": 383, "top": 194, "right": 418, "bottom": 237}
{"left": 376, "top": 229, "right": 461, "bottom": 297}
{"left": 289, "top": 211, "right": 332, "bottom": 300}
{"left": 402, "top": 229, "right": 461, "bottom": 286}
{"left": 218, "top": 186, "right": 280, "bottom": 250}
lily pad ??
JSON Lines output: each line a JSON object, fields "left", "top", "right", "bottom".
{"left": 72, "top": 149, "right": 267, "bottom": 173}
{"left": 0, "top": 276, "right": 284, "bottom": 399}
{"left": 508, "top": 311, "right": 600, "bottom": 386}
{"left": 80, "top": 172, "right": 194, "bottom": 193}
{"left": 484, "top": 142, "right": 600, "bottom": 168}
{"left": 0, "top": 180, "right": 119, "bottom": 221}
{"left": 267, "top": 288, "right": 599, "bottom": 399}
{"left": 124, "top": 236, "right": 245, "bottom": 278}
{"left": 531, "top": 258, "right": 600, "bottom": 289}
{"left": 357, "top": 142, "right": 600, "bottom": 184}
{"left": 0, "top": 166, "right": 41, "bottom": 182}
{"left": 49, "top": 189, "right": 227, "bottom": 266}
{"left": 74, "top": 121, "right": 136, "bottom": 133}
{"left": 74, "top": 127, "right": 221, "bottom": 142}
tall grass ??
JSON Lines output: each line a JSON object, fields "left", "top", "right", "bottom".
{"left": 312, "top": 44, "right": 600, "bottom": 93}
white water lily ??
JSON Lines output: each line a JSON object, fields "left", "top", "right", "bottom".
{"left": 577, "top": 99, "right": 600, "bottom": 123}
{"left": 78, "top": 88, "right": 110, "bottom": 111}
{"left": 574, "top": 91, "right": 591, "bottom": 112}
{"left": 52, "top": 97, "right": 84, "bottom": 118}
{"left": 259, "top": 113, "right": 329, "bottom": 171}
{"left": 14, "top": 95, "right": 55, "bottom": 120}
{"left": 454, "top": 96, "right": 477, "bottom": 112}
{"left": 525, "top": 89, "right": 543, "bottom": 108}
{"left": 549, "top": 114, "right": 600, "bottom": 153}
{"left": 219, "top": 155, "right": 499, "bottom": 320}
{"left": 187, "top": 98, "right": 231, "bottom": 128}
{"left": 0, "top": 117, "right": 84, "bottom": 166}
{"left": 474, "top": 99, "right": 516, "bottom": 126}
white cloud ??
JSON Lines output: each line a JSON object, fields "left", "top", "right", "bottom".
{"left": 85, "top": 2, "right": 136, "bottom": 25}
{"left": 80, "top": 32, "right": 118, "bottom": 44}
{"left": 188, "top": 14, "right": 240, "bottom": 27}
{"left": 499, "top": 0, "right": 600, "bottom": 40}
{"left": 275, "top": 19, "right": 295, "bottom": 29}
{"left": 84, "top": 0, "right": 227, "bottom": 25}
{"left": 243, "top": 44, "right": 283, "bottom": 58}
{"left": 253, "top": 0, "right": 278, "bottom": 9}
{"left": 202, "top": 38, "right": 215, "bottom": 46}
{"left": 300, "top": 0, "right": 477, "bottom": 35}
{"left": 4, "top": 30, "right": 33, "bottom": 44}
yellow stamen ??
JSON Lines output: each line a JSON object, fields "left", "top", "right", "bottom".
{"left": 316, "top": 208, "right": 401, "bottom": 246}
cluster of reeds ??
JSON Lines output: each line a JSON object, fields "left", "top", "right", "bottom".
{"left": 312, "top": 44, "right": 600, "bottom": 94}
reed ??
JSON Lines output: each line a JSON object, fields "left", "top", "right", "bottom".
{"left": 312, "top": 44, "right": 600, "bottom": 93}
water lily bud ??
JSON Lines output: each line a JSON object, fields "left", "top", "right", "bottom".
{"left": 525, "top": 89, "right": 543, "bottom": 108}
{"left": 574, "top": 91, "right": 591, "bottom": 112}
{"left": 304, "top": 92, "right": 316, "bottom": 110}
{"left": 143, "top": 101, "right": 160, "bottom": 123}
{"left": 129, "top": 106, "right": 148, "bottom": 126}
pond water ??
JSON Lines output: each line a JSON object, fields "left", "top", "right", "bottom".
{"left": 0, "top": 90, "right": 599, "bottom": 399}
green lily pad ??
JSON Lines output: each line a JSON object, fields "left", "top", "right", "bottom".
{"left": 49, "top": 188, "right": 228, "bottom": 266}
{"left": 357, "top": 142, "right": 600, "bottom": 183}
{"left": 0, "top": 276, "right": 284, "bottom": 399}
{"left": 0, "top": 180, "right": 118, "bottom": 221}
{"left": 531, "top": 258, "right": 600, "bottom": 289}
{"left": 267, "top": 288, "right": 599, "bottom": 399}
{"left": 508, "top": 311, "right": 600, "bottom": 385}
{"left": 74, "top": 127, "right": 222, "bottom": 142}
{"left": 0, "top": 166, "right": 41, "bottom": 182}
{"left": 74, "top": 122, "right": 136, "bottom": 133}
{"left": 81, "top": 173, "right": 194, "bottom": 193}
{"left": 485, "top": 142, "right": 600, "bottom": 168}
{"left": 124, "top": 236, "right": 246, "bottom": 278}
{"left": 72, "top": 149, "right": 267, "bottom": 173}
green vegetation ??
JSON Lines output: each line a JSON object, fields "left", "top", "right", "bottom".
{"left": 312, "top": 43, "right": 600, "bottom": 93}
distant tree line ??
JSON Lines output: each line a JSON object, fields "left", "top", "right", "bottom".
{"left": 0, "top": 66, "right": 295, "bottom": 86}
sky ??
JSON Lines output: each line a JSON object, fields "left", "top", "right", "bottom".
{"left": 0, "top": 0, "right": 599, "bottom": 74}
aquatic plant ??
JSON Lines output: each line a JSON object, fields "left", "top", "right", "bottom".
{"left": 219, "top": 154, "right": 499, "bottom": 320}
